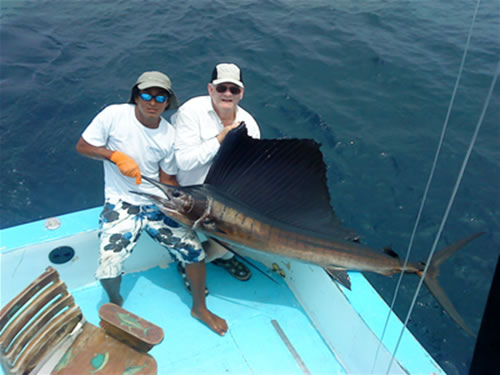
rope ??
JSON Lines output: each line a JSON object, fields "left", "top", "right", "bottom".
{"left": 387, "top": 58, "right": 499, "bottom": 374}
{"left": 370, "top": 1, "right": 482, "bottom": 372}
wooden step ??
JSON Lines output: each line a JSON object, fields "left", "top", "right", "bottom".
{"left": 98, "top": 303, "right": 164, "bottom": 353}
{"left": 52, "top": 323, "right": 157, "bottom": 375}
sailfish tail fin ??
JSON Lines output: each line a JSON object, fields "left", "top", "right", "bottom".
{"left": 421, "top": 231, "right": 485, "bottom": 337}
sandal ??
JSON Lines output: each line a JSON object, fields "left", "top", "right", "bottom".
{"left": 177, "top": 262, "right": 209, "bottom": 296}
{"left": 212, "top": 256, "right": 251, "bottom": 281}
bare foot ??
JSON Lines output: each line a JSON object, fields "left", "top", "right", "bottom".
{"left": 192, "top": 307, "right": 228, "bottom": 336}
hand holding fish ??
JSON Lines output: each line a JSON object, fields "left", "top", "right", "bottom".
{"left": 110, "top": 151, "right": 142, "bottom": 185}
{"left": 216, "top": 121, "right": 243, "bottom": 144}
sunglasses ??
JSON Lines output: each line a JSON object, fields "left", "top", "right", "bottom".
{"left": 215, "top": 84, "right": 241, "bottom": 95}
{"left": 139, "top": 92, "right": 168, "bottom": 103}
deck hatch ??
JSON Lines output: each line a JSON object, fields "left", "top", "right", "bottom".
{"left": 48, "top": 246, "right": 75, "bottom": 264}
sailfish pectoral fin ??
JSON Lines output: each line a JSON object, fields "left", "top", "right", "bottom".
{"left": 192, "top": 198, "right": 212, "bottom": 230}
{"left": 421, "top": 232, "right": 485, "bottom": 337}
{"left": 325, "top": 268, "right": 351, "bottom": 290}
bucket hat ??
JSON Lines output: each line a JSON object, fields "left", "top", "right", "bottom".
{"left": 129, "top": 71, "right": 179, "bottom": 110}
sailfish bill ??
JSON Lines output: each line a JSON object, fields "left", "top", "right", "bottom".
{"left": 133, "top": 123, "right": 483, "bottom": 337}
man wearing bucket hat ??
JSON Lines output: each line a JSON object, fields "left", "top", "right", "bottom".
{"left": 172, "top": 63, "right": 261, "bottom": 290}
{"left": 76, "top": 71, "right": 228, "bottom": 336}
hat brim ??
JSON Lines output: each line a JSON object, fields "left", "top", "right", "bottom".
{"left": 167, "top": 93, "right": 179, "bottom": 110}
{"left": 212, "top": 78, "right": 244, "bottom": 88}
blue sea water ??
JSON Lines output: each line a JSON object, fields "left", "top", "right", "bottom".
{"left": 0, "top": 1, "right": 498, "bottom": 373}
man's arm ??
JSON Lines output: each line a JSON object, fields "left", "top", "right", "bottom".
{"left": 173, "top": 110, "right": 221, "bottom": 171}
{"left": 76, "top": 136, "right": 113, "bottom": 161}
{"left": 159, "top": 168, "right": 179, "bottom": 186}
{"left": 76, "top": 136, "right": 142, "bottom": 185}
{"left": 215, "top": 123, "right": 240, "bottom": 144}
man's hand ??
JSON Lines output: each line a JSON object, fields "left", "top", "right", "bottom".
{"left": 216, "top": 121, "right": 243, "bottom": 144}
{"left": 110, "top": 151, "right": 142, "bottom": 184}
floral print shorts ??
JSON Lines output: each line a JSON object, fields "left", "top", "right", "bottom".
{"left": 95, "top": 199, "right": 204, "bottom": 279}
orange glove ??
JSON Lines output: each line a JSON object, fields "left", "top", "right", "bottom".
{"left": 110, "top": 151, "right": 142, "bottom": 185}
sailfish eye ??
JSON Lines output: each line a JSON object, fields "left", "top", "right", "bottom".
{"left": 172, "top": 190, "right": 181, "bottom": 198}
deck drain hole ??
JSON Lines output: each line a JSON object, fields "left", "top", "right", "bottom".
{"left": 49, "top": 246, "right": 75, "bottom": 264}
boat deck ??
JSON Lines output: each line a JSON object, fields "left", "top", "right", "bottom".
{"left": 1, "top": 208, "right": 445, "bottom": 375}
{"left": 71, "top": 263, "right": 344, "bottom": 375}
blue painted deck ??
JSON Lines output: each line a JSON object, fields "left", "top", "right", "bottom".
{"left": 70, "top": 264, "right": 344, "bottom": 375}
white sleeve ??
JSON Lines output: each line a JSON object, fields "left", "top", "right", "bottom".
{"left": 81, "top": 106, "right": 112, "bottom": 147}
{"left": 240, "top": 110, "right": 261, "bottom": 139}
{"left": 160, "top": 157, "right": 178, "bottom": 176}
{"left": 173, "top": 109, "right": 220, "bottom": 171}
{"left": 246, "top": 118, "right": 261, "bottom": 139}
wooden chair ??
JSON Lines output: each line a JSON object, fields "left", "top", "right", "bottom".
{"left": 0, "top": 267, "right": 164, "bottom": 375}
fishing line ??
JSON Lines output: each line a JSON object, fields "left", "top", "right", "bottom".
{"left": 370, "top": 1, "right": 482, "bottom": 372}
{"left": 387, "top": 58, "right": 499, "bottom": 375}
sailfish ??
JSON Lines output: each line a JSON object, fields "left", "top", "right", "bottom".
{"left": 134, "top": 123, "right": 482, "bottom": 336}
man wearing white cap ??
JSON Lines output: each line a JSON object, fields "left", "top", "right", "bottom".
{"left": 172, "top": 63, "right": 261, "bottom": 289}
{"left": 76, "top": 71, "right": 228, "bottom": 336}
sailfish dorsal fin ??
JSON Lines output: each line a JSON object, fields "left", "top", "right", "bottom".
{"left": 204, "top": 124, "right": 357, "bottom": 240}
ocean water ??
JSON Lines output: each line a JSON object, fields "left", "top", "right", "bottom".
{"left": 1, "top": 1, "right": 498, "bottom": 374}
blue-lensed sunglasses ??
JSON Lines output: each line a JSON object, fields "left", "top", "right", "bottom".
{"left": 139, "top": 92, "right": 168, "bottom": 103}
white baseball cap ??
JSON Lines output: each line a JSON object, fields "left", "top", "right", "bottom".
{"left": 210, "top": 63, "right": 244, "bottom": 88}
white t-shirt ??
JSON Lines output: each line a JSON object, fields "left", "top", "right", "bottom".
{"left": 172, "top": 96, "right": 261, "bottom": 186}
{"left": 82, "top": 103, "right": 178, "bottom": 205}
